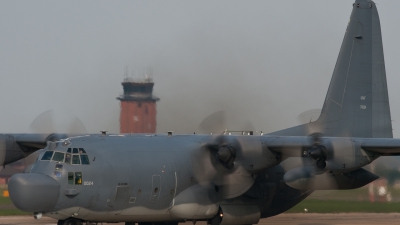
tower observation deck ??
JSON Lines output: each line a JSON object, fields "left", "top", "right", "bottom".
{"left": 117, "top": 77, "right": 160, "bottom": 133}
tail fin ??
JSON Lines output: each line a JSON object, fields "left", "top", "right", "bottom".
{"left": 270, "top": 0, "right": 392, "bottom": 138}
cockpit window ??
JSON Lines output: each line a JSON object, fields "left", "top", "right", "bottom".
{"left": 52, "top": 152, "right": 65, "bottom": 162}
{"left": 72, "top": 155, "right": 81, "bottom": 165}
{"left": 68, "top": 172, "right": 83, "bottom": 185}
{"left": 75, "top": 172, "right": 82, "bottom": 185}
{"left": 40, "top": 148, "right": 90, "bottom": 166}
{"left": 80, "top": 155, "right": 90, "bottom": 165}
{"left": 41, "top": 151, "right": 54, "bottom": 161}
{"left": 65, "top": 153, "right": 71, "bottom": 164}
{"left": 68, "top": 172, "right": 74, "bottom": 185}
{"left": 37, "top": 151, "right": 45, "bottom": 161}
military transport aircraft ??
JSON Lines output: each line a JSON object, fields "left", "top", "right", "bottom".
{"left": 2, "top": 0, "right": 399, "bottom": 224}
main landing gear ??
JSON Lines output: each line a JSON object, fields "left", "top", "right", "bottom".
{"left": 57, "top": 218, "right": 82, "bottom": 225}
{"left": 128, "top": 223, "right": 179, "bottom": 225}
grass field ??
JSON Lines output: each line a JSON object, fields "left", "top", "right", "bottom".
{"left": 0, "top": 187, "right": 29, "bottom": 216}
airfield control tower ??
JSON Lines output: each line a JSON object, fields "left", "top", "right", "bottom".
{"left": 117, "top": 77, "right": 159, "bottom": 133}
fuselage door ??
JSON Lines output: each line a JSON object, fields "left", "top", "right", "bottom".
{"left": 111, "top": 186, "right": 130, "bottom": 215}
{"left": 150, "top": 175, "right": 161, "bottom": 202}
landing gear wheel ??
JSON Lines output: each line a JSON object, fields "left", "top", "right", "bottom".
{"left": 208, "top": 215, "right": 221, "bottom": 225}
{"left": 59, "top": 218, "right": 82, "bottom": 225}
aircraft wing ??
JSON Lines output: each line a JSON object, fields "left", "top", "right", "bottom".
{"left": 15, "top": 133, "right": 55, "bottom": 149}
{"left": 265, "top": 136, "right": 400, "bottom": 156}
{"left": 0, "top": 133, "right": 74, "bottom": 166}
{"left": 360, "top": 138, "right": 400, "bottom": 155}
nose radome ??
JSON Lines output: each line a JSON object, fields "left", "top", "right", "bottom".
{"left": 9, "top": 173, "right": 60, "bottom": 212}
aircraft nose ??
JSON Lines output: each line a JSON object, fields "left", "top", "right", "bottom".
{"left": 8, "top": 173, "right": 60, "bottom": 212}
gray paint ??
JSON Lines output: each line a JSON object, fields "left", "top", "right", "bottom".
{"left": 5, "top": 1, "right": 400, "bottom": 225}
{"left": 270, "top": 0, "right": 392, "bottom": 138}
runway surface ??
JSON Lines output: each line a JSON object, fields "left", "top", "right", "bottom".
{"left": 1, "top": 213, "right": 400, "bottom": 225}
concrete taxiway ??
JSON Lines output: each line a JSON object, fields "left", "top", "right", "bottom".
{"left": 1, "top": 213, "right": 400, "bottom": 225}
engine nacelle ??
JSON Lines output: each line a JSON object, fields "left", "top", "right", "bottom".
{"left": 169, "top": 183, "right": 219, "bottom": 220}
{"left": 283, "top": 167, "right": 378, "bottom": 190}
{"left": 323, "top": 138, "right": 377, "bottom": 173}
{"left": 219, "top": 205, "right": 260, "bottom": 225}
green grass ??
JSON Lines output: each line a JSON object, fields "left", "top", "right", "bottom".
{"left": 0, "top": 209, "right": 30, "bottom": 216}
{"left": 286, "top": 199, "right": 400, "bottom": 213}
{"left": 0, "top": 187, "right": 30, "bottom": 216}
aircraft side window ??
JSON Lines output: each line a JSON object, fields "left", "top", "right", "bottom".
{"left": 68, "top": 172, "right": 74, "bottom": 185}
{"left": 54, "top": 171, "right": 62, "bottom": 178}
{"left": 37, "top": 151, "right": 45, "bottom": 161}
{"left": 73, "top": 148, "right": 79, "bottom": 154}
{"left": 75, "top": 172, "right": 82, "bottom": 185}
{"left": 67, "top": 148, "right": 72, "bottom": 153}
{"left": 72, "top": 155, "right": 81, "bottom": 165}
{"left": 41, "top": 151, "right": 54, "bottom": 161}
{"left": 65, "top": 153, "right": 71, "bottom": 164}
{"left": 80, "top": 155, "right": 90, "bottom": 165}
{"left": 52, "top": 152, "right": 65, "bottom": 163}
{"left": 79, "top": 148, "right": 86, "bottom": 154}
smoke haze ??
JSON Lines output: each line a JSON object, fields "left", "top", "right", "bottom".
{"left": 1, "top": 1, "right": 400, "bottom": 137}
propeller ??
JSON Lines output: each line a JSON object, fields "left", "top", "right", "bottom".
{"left": 282, "top": 109, "right": 360, "bottom": 190}
{"left": 194, "top": 111, "right": 262, "bottom": 198}
{"left": 199, "top": 111, "right": 226, "bottom": 134}
{"left": 307, "top": 133, "right": 327, "bottom": 170}
{"left": 15, "top": 109, "right": 88, "bottom": 169}
{"left": 198, "top": 110, "right": 255, "bottom": 134}
{"left": 0, "top": 139, "right": 6, "bottom": 171}
{"left": 201, "top": 135, "right": 255, "bottom": 199}
{"left": 297, "top": 109, "right": 321, "bottom": 125}
{"left": 28, "top": 109, "right": 87, "bottom": 134}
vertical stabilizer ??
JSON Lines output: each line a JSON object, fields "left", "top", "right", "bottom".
{"left": 270, "top": 0, "right": 392, "bottom": 138}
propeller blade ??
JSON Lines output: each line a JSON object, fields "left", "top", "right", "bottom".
{"left": 0, "top": 139, "right": 6, "bottom": 171}
{"left": 29, "top": 109, "right": 87, "bottom": 134}
{"left": 198, "top": 110, "right": 256, "bottom": 134}
{"left": 193, "top": 135, "right": 256, "bottom": 199}
{"left": 297, "top": 109, "right": 321, "bottom": 125}
{"left": 199, "top": 111, "right": 226, "bottom": 134}
{"left": 215, "top": 165, "right": 255, "bottom": 199}
{"left": 28, "top": 110, "right": 56, "bottom": 133}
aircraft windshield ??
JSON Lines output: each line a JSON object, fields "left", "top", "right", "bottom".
{"left": 41, "top": 151, "right": 54, "bottom": 160}
{"left": 52, "top": 152, "right": 65, "bottom": 163}
{"left": 72, "top": 155, "right": 81, "bottom": 165}
{"left": 80, "top": 155, "right": 90, "bottom": 165}
{"left": 41, "top": 148, "right": 90, "bottom": 165}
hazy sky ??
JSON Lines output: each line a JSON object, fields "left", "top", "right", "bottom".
{"left": 1, "top": 1, "right": 400, "bottom": 136}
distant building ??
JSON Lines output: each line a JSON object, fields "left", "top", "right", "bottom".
{"left": 117, "top": 77, "right": 159, "bottom": 133}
